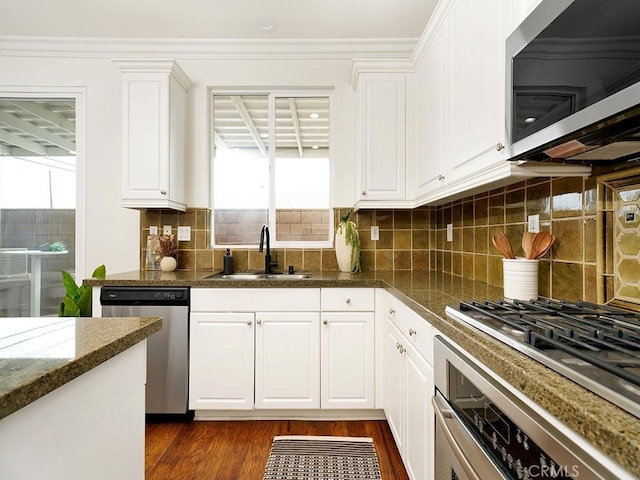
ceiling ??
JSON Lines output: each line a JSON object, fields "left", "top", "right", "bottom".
{"left": 0, "top": 0, "right": 437, "bottom": 41}
{"left": 0, "top": 1, "right": 437, "bottom": 158}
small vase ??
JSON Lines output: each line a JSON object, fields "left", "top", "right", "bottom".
{"left": 160, "top": 256, "right": 177, "bottom": 272}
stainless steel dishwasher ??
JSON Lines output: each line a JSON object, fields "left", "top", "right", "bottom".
{"left": 100, "top": 286, "right": 190, "bottom": 417}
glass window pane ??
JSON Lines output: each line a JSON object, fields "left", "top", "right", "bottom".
{"left": 213, "top": 95, "right": 269, "bottom": 245}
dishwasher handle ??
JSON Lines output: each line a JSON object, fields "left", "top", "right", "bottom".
{"left": 100, "top": 287, "right": 190, "bottom": 306}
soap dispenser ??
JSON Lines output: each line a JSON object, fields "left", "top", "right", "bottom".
{"left": 223, "top": 248, "right": 234, "bottom": 275}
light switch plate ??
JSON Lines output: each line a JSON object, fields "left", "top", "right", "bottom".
{"left": 371, "top": 226, "right": 379, "bottom": 241}
{"left": 528, "top": 214, "right": 540, "bottom": 233}
{"left": 177, "top": 226, "right": 191, "bottom": 241}
{"left": 149, "top": 226, "right": 158, "bottom": 235}
{"left": 163, "top": 225, "right": 172, "bottom": 235}
{"left": 446, "top": 224, "right": 453, "bottom": 242}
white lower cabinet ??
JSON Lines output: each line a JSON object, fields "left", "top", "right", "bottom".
{"left": 321, "top": 312, "right": 375, "bottom": 409}
{"left": 189, "top": 287, "right": 375, "bottom": 412}
{"left": 189, "top": 312, "right": 255, "bottom": 410}
{"left": 384, "top": 295, "right": 435, "bottom": 480}
{"left": 255, "top": 312, "right": 320, "bottom": 409}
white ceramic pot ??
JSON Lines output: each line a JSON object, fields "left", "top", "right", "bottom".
{"left": 502, "top": 258, "right": 539, "bottom": 301}
{"left": 160, "top": 256, "right": 177, "bottom": 272}
{"left": 335, "top": 227, "right": 354, "bottom": 273}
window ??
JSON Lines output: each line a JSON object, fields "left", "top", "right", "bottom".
{"left": 212, "top": 91, "right": 331, "bottom": 247}
{"left": 0, "top": 97, "right": 76, "bottom": 317}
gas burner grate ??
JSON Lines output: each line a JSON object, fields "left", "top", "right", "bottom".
{"left": 459, "top": 299, "right": 640, "bottom": 389}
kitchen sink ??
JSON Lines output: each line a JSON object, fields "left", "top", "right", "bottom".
{"left": 206, "top": 272, "right": 312, "bottom": 280}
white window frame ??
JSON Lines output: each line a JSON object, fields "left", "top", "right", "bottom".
{"left": 210, "top": 87, "right": 334, "bottom": 249}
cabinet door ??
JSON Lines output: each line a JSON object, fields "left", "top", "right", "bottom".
{"left": 118, "top": 61, "right": 189, "bottom": 211}
{"left": 404, "top": 343, "right": 435, "bottom": 480}
{"left": 189, "top": 312, "right": 254, "bottom": 410}
{"left": 415, "top": 26, "right": 448, "bottom": 198}
{"left": 321, "top": 312, "right": 375, "bottom": 409}
{"left": 446, "top": 0, "right": 510, "bottom": 178}
{"left": 384, "top": 321, "right": 405, "bottom": 452}
{"left": 357, "top": 73, "right": 407, "bottom": 202}
{"left": 255, "top": 312, "right": 320, "bottom": 409}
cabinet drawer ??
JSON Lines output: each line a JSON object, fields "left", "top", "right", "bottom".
{"left": 387, "top": 296, "right": 434, "bottom": 366}
{"left": 191, "top": 288, "right": 320, "bottom": 312}
{"left": 321, "top": 288, "right": 375, "bottom": 311}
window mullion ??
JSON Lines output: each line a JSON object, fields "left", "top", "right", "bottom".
{"left": 268, "top": 93, "right": 277, "bottom": 237}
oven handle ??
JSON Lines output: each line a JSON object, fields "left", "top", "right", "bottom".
{"left": 433, "top": 391, "right": 506, "bottom": 480}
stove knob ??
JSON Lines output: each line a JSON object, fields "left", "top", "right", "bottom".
{"left": 540, "top": 454, "right": 547, "bottom": 467}
{"left": 507, "top": 453, "right": 513, "bottom": 469}
{"left": 492, "top": 432, "right": 498, "bottom": 449}
{"left": 522, "top": 436, "right": 530, "bottom": 451}
{"left": 516, "top": 429, "right": 522, "bottom": 443}
{"left": 516, "top": 459, "right": 523, "bottom": 479}
{"left": 501, "top": 447, "right": 507, "bottom": 461}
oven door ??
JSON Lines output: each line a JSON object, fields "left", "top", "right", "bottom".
{"left": 433, "top": 391, "right": 506, "bottom": 480}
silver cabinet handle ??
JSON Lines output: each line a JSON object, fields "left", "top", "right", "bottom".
{"left": 409, "top": 328, "right": 417, "bottom": 336}
{"left": 496, "top": 142, "right": 505, "bottom": 151}
{"left": 389, "top": 308, "right": 395, "bottom": 315}
{"left": 246, "top": 319, "right": 252, "bottom": 325}
{"left": 323, "top": 319, "right": 328, "bottom": 325}
{"left": 257, "top": 319, "right": 262, "bottom": 325}
{"left": 399, "top": 345, "right": 406, "bottom": 354}
{"left": 160, "top": 189, "right": 167, "bottom": 195}
{"left": 396, "top": 342, "right": 401, "bottom": 350}
{"left": 438, "top": 174, "right": 445, "bottom": 181}
{"left": 345, "top": 298, "right": 351, "bottom": 304}
{"left": 361, "top": 190, "right": 367, "bottom": 196}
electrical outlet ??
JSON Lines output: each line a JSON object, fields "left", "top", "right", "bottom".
{"left": 446, "top": 223, "right": 453, "bottom": 242}
{"left": 163, "top": 225, "right": 172, "bottom": 235}
{"left": 149, "top": 226, "right": 158, "bottom": 235}
{"left": 371, "top": 226, "right": 379, "bottom": 241}
{"left": 177, "top": 226, "right": 191, "bottom": 241}
{"left": 528, "top": 214, "right": 540, "bottom": 233}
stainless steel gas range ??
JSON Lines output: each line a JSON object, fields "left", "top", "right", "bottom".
{"left": 445, "top": 298, "right": 640, "bottom": 420}
{"left": 434, "top": 298, "right": 640, "bottom": 480}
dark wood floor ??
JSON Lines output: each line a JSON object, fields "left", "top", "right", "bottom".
{"left": 146, "top": 419, "right": 410, "bottom": 480}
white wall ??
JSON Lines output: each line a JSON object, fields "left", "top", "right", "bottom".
{"left": 0, "top": 53, "right": 357, "bottom": 278}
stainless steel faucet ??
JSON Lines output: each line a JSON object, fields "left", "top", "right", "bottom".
{"left": 259, "top": 224, "right": 275, "bottom": 274}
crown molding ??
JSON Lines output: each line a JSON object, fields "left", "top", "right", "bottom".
{"left": 0, "top": 36, "right": 418, "bottom": 61}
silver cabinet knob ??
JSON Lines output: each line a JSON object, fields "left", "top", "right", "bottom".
{"left": 361, "top": 190, "right": 367, "bottom": 196}
{"left": 323, "top": 319, "right": 328, "bottom": 325}
{"left": 160, "top": 189, "right": 167, "bottom": 195}
{"left": 345, "top": 298, "right": 351, "bottom": 304}
{"left": 399, "top": 344, "right": 406, "bottom": 354}
{"left": 256, "top": 319, "right": 262, "bottom": 325}
{"left": 246, "top": 320, "right": 252, "bottom": 325}
{"left": 437, "top": 174, "right": 445, "bottom": 181}
{"left": 389, "top": 308, "right": 395, "bottom": 315}
{"left": 396, "top": 342, "right": 401, "bottom": 350}
{"left": 496, "top": 142, "right": 505, "bottom": 151}
{"left": 409, "top": 328, "right": 417, "bottom": 336}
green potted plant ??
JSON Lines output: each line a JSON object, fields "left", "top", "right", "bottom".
{"left": 335, "top": 211, "right": 361, "bottom": 273}
{"left": 58, "top": 265, "right": 106, "bottom": 317}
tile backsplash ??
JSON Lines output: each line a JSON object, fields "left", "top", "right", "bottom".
{"left": 139, "top": 175, "right": 603, "bottom": 302}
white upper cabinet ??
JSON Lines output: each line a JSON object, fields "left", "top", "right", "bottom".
{"left": 115, "top": 60, "right": 191, "bottom": 211}
{"left": 355, "top": 73, "right": 410, "bottom": 208}
{"left": 414, "top": 25, "right": 447, "bottom": 199}
{"left": 409, "top": 0, "right": 589, "bottom": 205}
{"left": 446, "top": 0, "right": 510, "bottom": 178}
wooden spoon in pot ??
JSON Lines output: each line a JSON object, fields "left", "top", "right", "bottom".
{"left": 529, "top": 231, "right": 555, "bottom": 259}
{"left": 492, "top": 232, "right": 516, "bottom": 259}
{"left": 522, "top": 231, "right": 536, "bottom": 259}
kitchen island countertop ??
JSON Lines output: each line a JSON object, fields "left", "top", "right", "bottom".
{"left": 85, "top": 269, "right": 640, "bottom": 476}
{"left": 0, "top": 316, "right": 162, "bottom": 420}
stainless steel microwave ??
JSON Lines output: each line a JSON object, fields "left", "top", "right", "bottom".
{"left": 505, "top": 0, "right": 640, "bottom": 165}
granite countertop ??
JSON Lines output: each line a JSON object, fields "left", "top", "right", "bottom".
{"left": 0, "top": 316, "right": 162, "bottom": 421}
{"left": 85, "top": 269, "right": 640, "bottom": 476}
